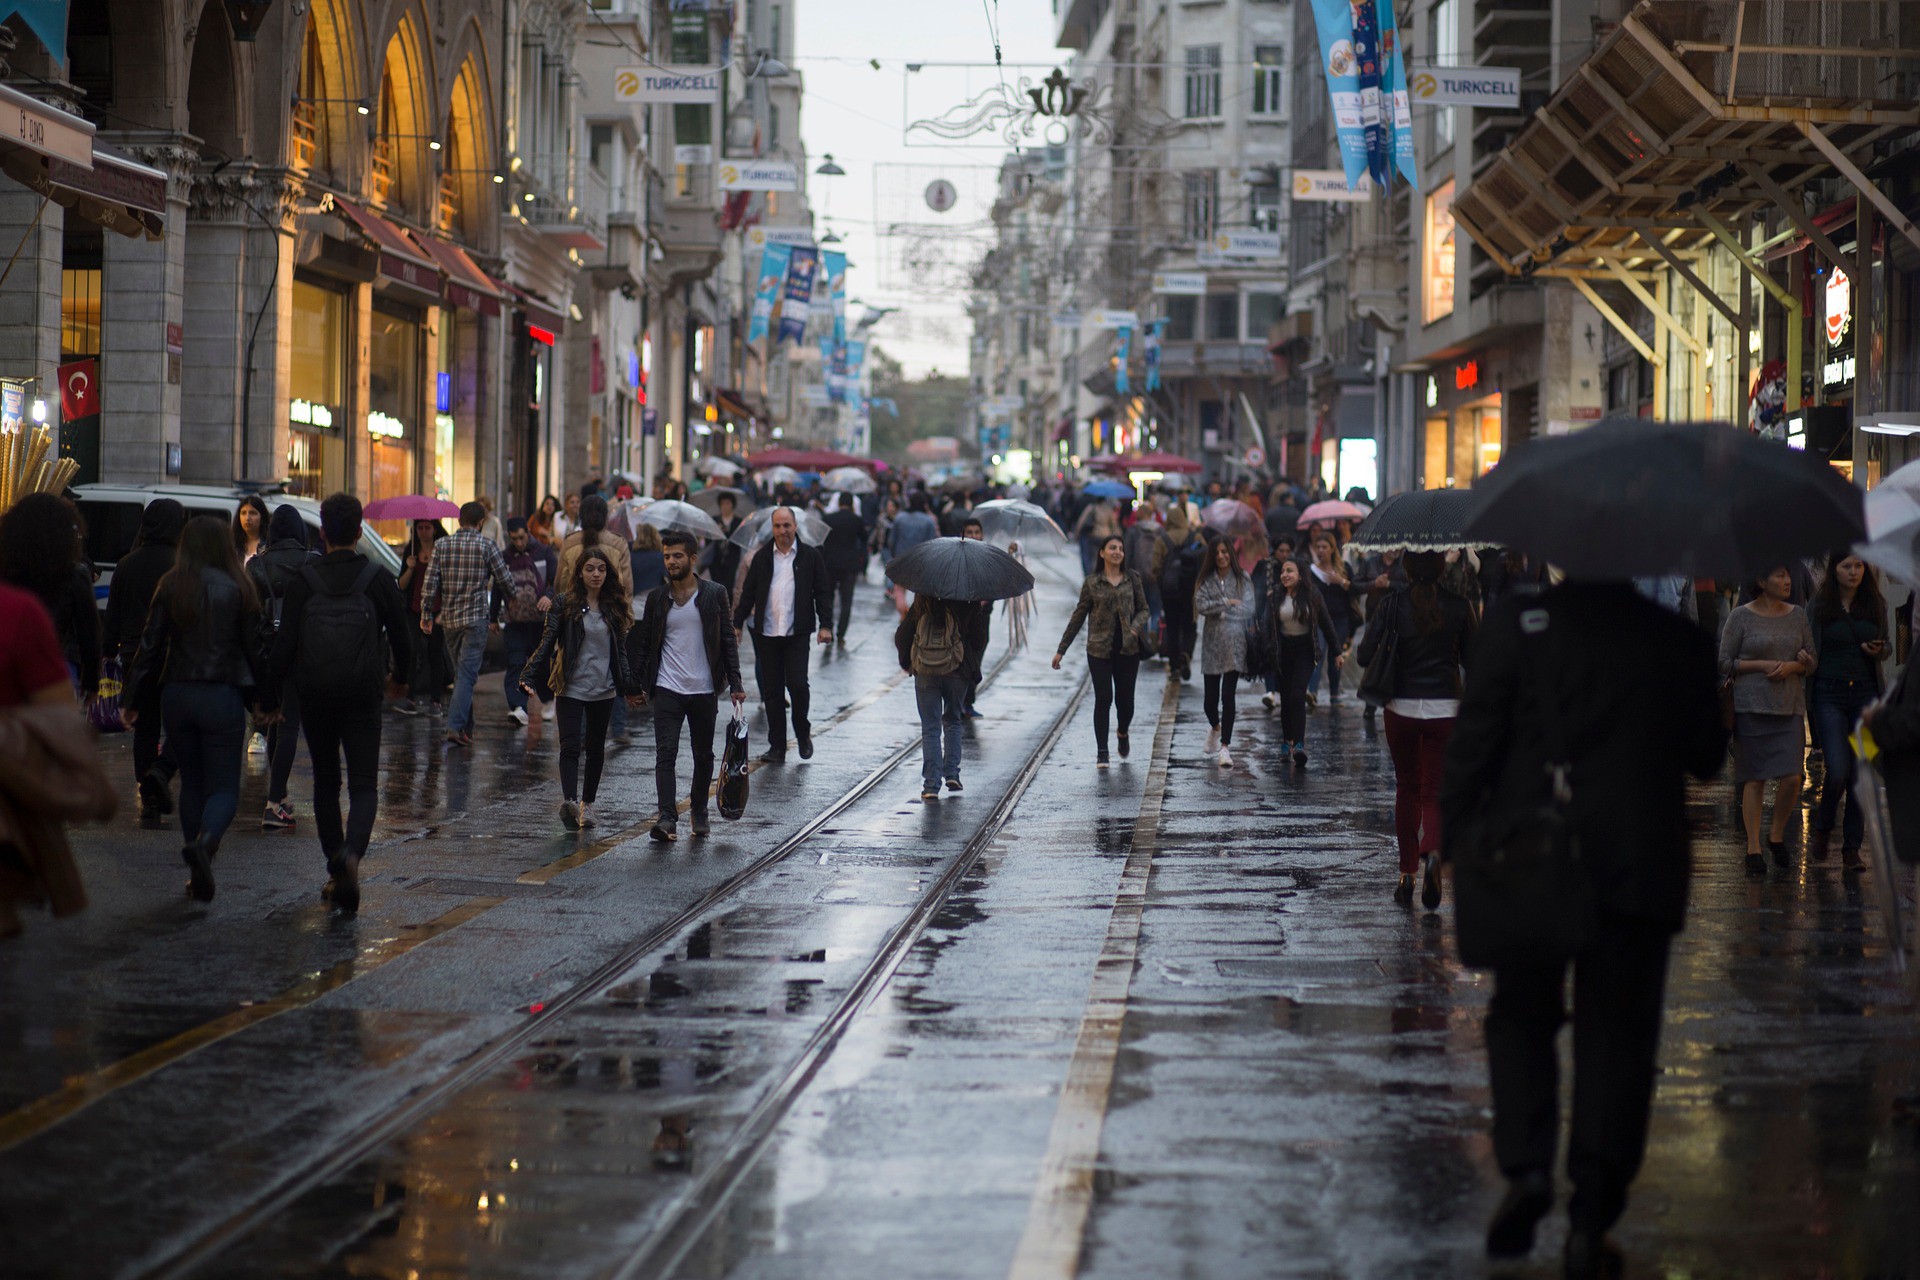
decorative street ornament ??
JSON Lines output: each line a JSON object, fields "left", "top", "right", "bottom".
{"left": 907, "top": 68, "right": 1115, "bottom": 147}
{"left": 925, "top": 179, "right": 958, "bottom": 213}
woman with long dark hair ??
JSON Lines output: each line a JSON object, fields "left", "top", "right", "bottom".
{"left": 1358, "top": 550, "right": 1477, "bottom": 910}
{"left": 232, "top": 493, "right": 269, "bottom": 563}
{"left": 1053, "top": 533, "right": 1150, "bottom": 766}
{"left": 0, "top": 492, "right": 100, "bottom": 703}
{"left": 123, "top": 516, "right": 272, "bottom": 902}
{"left": 523, "top": 547, "right": 638, "bottom": 830}
{"left": 1267, "top": 556, "right": 1342, "bottom": 767}
{"left": 528, "top": 495, "right": 562, "bottom": 546}
{"left": 1194, "top": 534, "right": 1253, "bottom": 768}
{"left": 1807, "top": 551, "right": 1886, "bottom": 870}
{"left": 1719, "top": 565, "right": 1815, "bottom": 873}
{"left": 1306, "top": 532, "right": 1360, "bottom": 706}
{"left": 397, "top": 518, "right": 449, "bottom": 715}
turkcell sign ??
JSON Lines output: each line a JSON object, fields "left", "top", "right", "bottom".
{"left": 1091, "top": 309, "right": 1139, "bottom": 329}
{"left": 1153, "top": 272, "right": 1209, "bottom": 295}
{"left": 1213, "top": 230, "right": 1281, "bottom": 260}
{"left": 1408, "top": 66, "right": 1520, "bottom": 109}
{"left": 1292, "top": 168, "right": 1373, "bottom": 202}
{"left": 719, "top": 160, "right": 799, "bottom": 192}
{"left": 613, "top": 66, "right": 722, "bottom": 103}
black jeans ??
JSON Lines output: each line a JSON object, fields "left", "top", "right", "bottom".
{"left": 162, "top": 681, "right": 247, "bottom": 852}
{"left": 832, "top": 567, "right": 861, "bottom": 639}
{"left": 1275, "top": 632, "right": 1315, "bottom": 744}
{"left": 1203, "top": 671, "right": 1240, "bottom": 745}
{"left": 556, "top": 695, "right": 615, "bottom": 803}
{"left": 653, "top": 687, "right": 720, "bottom": 817}
{"left": 300, "top": 693, "right": 383, "bottom": 865}
{"left": 1162, "top": 600, "right": 1196, "bottom": 674}
{"left": 1087, "top": 652, "right": 1140, "bottom": 752}
{"left": 266, "top": 681, "right": 301, "bottom": 804}
{"left": 750, "top": 631, "right": 812, "bottom": 751}
{"left": 130, "top": 686, "right": 174, "bottom": 789}
{"left": 1487, "top": 916, "right": 1672, "bottom": 1235}
{"left": 408, "top": 611, "right": 450, "bottom": 702}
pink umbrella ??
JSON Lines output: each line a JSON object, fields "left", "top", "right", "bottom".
{"left": 1296, "top": 499, "right": 1367, "bottom": 530}
{"left": 364, "top": 495, "right": 461, "bottom": 521}
{"left": 1201, "top": 498, "right": 1263, "bottom": 537}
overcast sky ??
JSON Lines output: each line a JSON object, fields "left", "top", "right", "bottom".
{"left": 795, "top": 0, "right": 1061, "bottom": 378}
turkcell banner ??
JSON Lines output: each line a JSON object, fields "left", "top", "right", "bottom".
{"left": 613, "top": 66, "right": 721, "bottom": 103}
{"left": 1115, "top": 325, "right": 1132, "bottom": 397}
{"left": 1306, "top": 0, "right": 1416, "bottom": 191}
{"left": 777, "top": 247, "right": 819, "bottom": 346}
{"left": 823, "top": 250, "right": 848, "bottom": 345}
{"left": 1410, "top": 66, "right": 1520, "bottom": 108}
{"left": 1214, "top": 230, "right": 1283, "bottom": 259}
{"left": 749, "top": 242, "right": 791, "bottom": 343}
{"left": 718, "top": 159, "right": 799, "bottom": 192}
{"left": 1293, "top": 168, "right": 1374, "bottom": 202}
{"left": 1153, "top": 271, "right": 1209, "bottom": 294}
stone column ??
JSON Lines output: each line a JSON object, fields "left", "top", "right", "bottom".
{"left": 0, "top": 182, "right": 64, "bottom": 420}
{"left": 99, "top": 141, "right": 193, "bottom": 484}
{"left": 180, "top": 173, "right": 248, "bottom": 483}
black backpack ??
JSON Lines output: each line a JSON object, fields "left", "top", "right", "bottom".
{"left": 296, "top": 562, "right": 385, "bottom": 700}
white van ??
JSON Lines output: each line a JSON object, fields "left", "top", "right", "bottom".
{"left": 71, "top": 483, "right": 404, "bottom": 610}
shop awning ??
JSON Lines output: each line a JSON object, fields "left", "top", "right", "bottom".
{"left": 712, "top": 385, "right": 761, "bottom": 422}
{"left": 0, "top": 116, "right": 167, "bottom": 242}
{"left": 507, "top": 284, "right": 567, "bottom": 336}
{"left": 333, "top": 198, "right": 443, "bottom": 298}
{"left": 416, "top": 235, "right": 503, "bottom": 316}
{"left": 1451, "top": 0, "right": 1920, "bottom": 279}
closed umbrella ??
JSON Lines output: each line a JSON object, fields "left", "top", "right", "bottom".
{"left": 1347, "top": 489, "right": 1487, "bottom": 552}
{"left": 730, "top": 505, "right": 830, "bottom": 549}
{"left": 363, "top": 495, "right": 460, "bottom": 522}
{"left": 691, "top": 485, "right": 756, "bottom": 516}
{"left": 1201, "top": 497, "right": 1262, "bottom": 538}
{"left": 824, "top": 466, "right": 877, "bottom": 494}
{"left": 636, "top": 499, "right": 725, "bottom": 541}
{"left": 886, "top": 536, "right": 1037, "bottom": 601}
{"left": 973, "top": 498, "right": 1067, "bottom": 548}
{"left": 1463, "top": 418, "right": 1864, "bottom": 579}
{"left": 1296, "top": 499, "right": 1368, "bottom": 530}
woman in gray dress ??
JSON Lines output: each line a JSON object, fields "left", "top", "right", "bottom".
{"left": 1194, "top": 535, "right": 1252, "bottom": 768}
{"left": 1718, "top": 564, "right": 1815, "bottom": 873}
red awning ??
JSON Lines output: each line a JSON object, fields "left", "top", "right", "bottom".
{"left": 416, "top": 235, "right": 503, "bottom": 316}
{"left": 1091, "top": 450, "right": 1203, "bottom": 474}
{"left": 333, "top": 198, "right": 443, "bottom": 296}
{"left": 745, "top": 447, "right": 876, "bottom": 470}
{"left": 0, "top": 138, "right": 166, "bottom": 241}
{"left": 507, "top": 284, "right": 567, "bottom": 335}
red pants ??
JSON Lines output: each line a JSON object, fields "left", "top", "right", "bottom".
{"left": 1384, "top": 709, "right": 1454, "bottom": 875}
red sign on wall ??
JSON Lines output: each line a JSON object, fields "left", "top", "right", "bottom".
{"left": 1454, "top": 360, "right": 1479, "bottom": 390}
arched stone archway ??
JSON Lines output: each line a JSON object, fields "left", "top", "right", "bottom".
{"left": 291, "top": 0, "right": 363, "bottom": 184}
{"left": 441, "top": 54, "right": 493, "bottom": 245}
{"left": 187, "top": 0, "right": 244, "bottom": 161}
{"left": 372, "top": 15, "right": 434, "bottom": 220}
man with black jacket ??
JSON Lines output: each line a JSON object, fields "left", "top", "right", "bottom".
{"left": 269, "top": 493, "right": 412, "bottom": 912}
{"left": 732, "top": 506, "right": 833, "bottom": 762}
{"left": 248, "top": 505, "right": 316, "bottom": 831}
{"left": 105, "top": 498, "right": 185, "bottom": 823}
{"left": 1441, "top": 583, "right": 1725, "bottom": 1278}
{"left": 820, "top": 496, "right": 868, "bottom": 646}
{"left": 632, "top": 530, "right": 745, "bottom": 841}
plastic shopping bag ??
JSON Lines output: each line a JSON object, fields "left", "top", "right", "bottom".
{"left": 719, "top": 705, "right": 751, "bottom": 820}
{"left": 89, "top": 658, "right": 125, "bottom": 734}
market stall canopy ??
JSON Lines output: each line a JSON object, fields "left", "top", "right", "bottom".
{"left": 0, "top": 86, "right": 166, "bottom": 241}
{"left": 1451, "top": 0, "right": 1920, "bottom": 280}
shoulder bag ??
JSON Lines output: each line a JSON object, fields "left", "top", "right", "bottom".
{"left": 1356, "top": 595, "right": 1400, "bottom": 709}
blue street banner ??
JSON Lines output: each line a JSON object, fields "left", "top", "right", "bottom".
{"left": 1307, "top": 0, "right": 1416, "bottom": 191}
{"left": 1145, "top": 319, "right": 1165, "bottom": 392}
{"left": 0, "top": 2, "right": 67, "bottom": 64}
{"left": 1379, "top": 0, "right": 1417, "bottom": 188}
{"left": 1115, "top": 324, "right": 1132, "bottom": 397}
{"left": 823, "top": 250, "right": 848, "bottom": 346}
{"left": 826, "top": 337, "right": 847, "bottom": 403}
{"left": 776, "top": 246, "right": 819, "bottom": 346}
{"left": 749, "top": 242, "right": 791, "bottom": 342}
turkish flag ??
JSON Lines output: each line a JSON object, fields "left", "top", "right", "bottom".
{"left": 59, "top": 359, "right": 100, "bottom": 420}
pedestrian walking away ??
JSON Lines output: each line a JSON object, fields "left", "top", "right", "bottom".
{"left": 1805, "top": 551, "right": 1886, "bottom": 871}
{"left": 554, "top": 493, "right": 635, "bottom": 596}
{"left": 631, "top": 530, "right": 746, "bottom": 841}
{"left": 733, "top": 506, "right": 834, "bottom": 762}
{"left": 1054, "top": 534, "right": 1150, "bottom": 766}
{"left": 1443, "top": 583, "right": 1725, "bottom": 1278}
{"left": 1718, "top": 564, "right": 1816, "bottom": 873}
{"left": 397, "top": 519, "right": 449, "bottom": 715}
{"left": 499, "top": 518, "right": 559, "bottom": 726}
{"left": 1159, "top": 506, "right": 1204, "bottom": 681}
{"left": 821, "top": 495, "right": 868, "bottom": 645}
{"left": 422, "top": 501, "right": 515, "bottom": 746}
{"left": 1357, "top": 549, "right": 1476, "bottom": 910}
{"left": 1266, "top": 556, "right": 1343, "bottom": 766}
{"left": 123, "top": 515, "right": 277, "bottom": 903}
{"left": 246, "top": 504, "right": 315, "bottom": 831}
{"left": 523, "top": 548, "right": 640, "bottom": 831}
{"left": 268, "top": 494, "right": 411, "bottom": 912}
{"left": 102, "top": 497, "right": 184, "bottom": 822}
{"left": 0, "top": 492, "right": 101, "bottom": 706}
{"left": 1194, "top": 535, "right": 1252, "bottom": 767}
{"left": 898, "top": 593, "right": 989, "bottom": 797}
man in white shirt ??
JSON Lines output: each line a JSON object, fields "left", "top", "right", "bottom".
{"left": 732, "top": 507, "right": 833, "bottom": 762}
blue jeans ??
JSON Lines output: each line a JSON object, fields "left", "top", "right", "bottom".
{"left": 1308, "top": 615, "right": 1354, "bottom": 698}
{"left": 915, "top": 672, "right": 968, "bottom": 787}
{"left": 443, "top": 624, "right": 489, "bottom": 735}
{"left": 162, "top": 681, "right": 246, "bottom": 852}
{"left": 503, "top": 620, "right": 542, "bottom": 712}
{"left": 1811, "top": 676, "right": 1875, "bottom": 850}
{"left": 1144, "top": 581, "right": 1164, "bottom": 647}
{"left": 1079, "top": 536, "right": 1098, "bottom": 577}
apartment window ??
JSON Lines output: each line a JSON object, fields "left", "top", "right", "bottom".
{"left": 671, "top": 12, "right": 709, "bottom": 63}
{"left": 1166, "top": 295, "right": 1199, "bottom": 340}
{"left": 1246, "top": 290, "right": 1285, "bottom": 340}
{"left": 1184, "top": 46, "right": 1222, "bottom": 119}
{"left": 769, "top": 104, "right": 780, "bottom": 147}
{"left": 1252, "top": 46, "right": 1285, "bottom": 116}
{"left": 1423, "top": 179, "right": 1457, "bottom": 323}
{"left": 1182, "top": 170, "right": 1217, "bottom": 242}
{"left": 1250, "top": 182, "right": 1282, "bottom": 232}
{"left": 1206, "top": 294, "right": 1240, "bottom": 342}
{"left": 589, "top": 124, "right": 613, "bottom": 175}
{"left": 1430, "top": 0, "right": 1456, "bottom": 151}
{"left": 770, "top": 4, "right": 782, "bottom": 56}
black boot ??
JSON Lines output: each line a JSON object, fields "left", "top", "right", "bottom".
{"left": 1563, "top": 1229, "right": 1624, "bottom": 1279}
{"left": 1486, "top": 1169, "right": 1553, "bottom": 1259}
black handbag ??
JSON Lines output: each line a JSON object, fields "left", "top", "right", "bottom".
{"left": 719, "top": 705, "right": 751, "bottom": 820}
{"left": 1452, "top": 608, "right": 1598, "bottom": 970}
{"left": 1356, "top": 598, "right": 1400, "bottom": 709}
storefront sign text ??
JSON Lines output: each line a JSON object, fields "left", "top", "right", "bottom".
{"left": 291, "top": 399, "right": 336, "bottom": 429}
{"left": 1825, "top": 267, "right": 1852, "bottom": 346}
{"left": 613, "top": 67, "right": 722, "bottom": 104}
{"left": 1409, "top": 67, "right": 1521, "bottom": 109}
{"left": 1454, "top": 360, "right": 1479, "bottom": 390}
{"left": 367, "top": 410, "right": 406, "bottom": 439}
{"left": 1823, "top": 354, "right": 1856, "bottom": 387}
{"left": 1291, "top": 169, "right": 1372, "bottom": 202}
{"left": 719, "top": 160, "right": 800, "bottom": 192}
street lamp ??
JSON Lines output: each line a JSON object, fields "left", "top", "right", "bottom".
{"left": 747, "top": 52, "right": 790, "bottom": 78}
{"left": 816, "top": 154, "right": 845, "bottom": 176}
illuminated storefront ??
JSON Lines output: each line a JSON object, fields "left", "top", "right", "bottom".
{"left": 287, "top": 277, "right": 347, "bottom": 497}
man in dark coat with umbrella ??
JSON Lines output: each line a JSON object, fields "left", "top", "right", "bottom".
{"left": 1442, "top": 582, "right": 1726, "bottom": 1278}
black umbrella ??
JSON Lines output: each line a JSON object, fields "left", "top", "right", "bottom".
{"left": 885, "top": 536, "right": 1036, "bottom": 601}
{"left": 1463, "top": 418, "right": 1864, "bottom": 579}
{"left": 1348, "top": 489, "right": 1488, "bottom": 552}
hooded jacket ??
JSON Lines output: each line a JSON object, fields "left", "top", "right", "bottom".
{"left": 245, "top": 506, "right": 315, "bottom": 632}
{"left": 105, "top": 499, "right": 185, "bottom": 663}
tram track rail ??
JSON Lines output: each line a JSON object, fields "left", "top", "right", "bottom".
{"left": 136, "top": 647, "right": 1072, "bottom": 1279}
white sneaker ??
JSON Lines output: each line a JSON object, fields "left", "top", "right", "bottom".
{"left": 1216, "top": 746, "right": 1233, "bottom": 768}
{"left": 1261, "top": 693, "right": 1277, "bottom": 711}
{"left": 509, "top": 706, "right": 530, "bottom": 726}
{"left": 1204, "top": 727, "right": 1220, "bottom": 756}
{"left": 541, "top": 701, "right": 556, "bottom": 722}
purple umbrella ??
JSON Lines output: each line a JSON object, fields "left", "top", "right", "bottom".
{"left": 363, "top": 495, "right": 461, "bottom": 521}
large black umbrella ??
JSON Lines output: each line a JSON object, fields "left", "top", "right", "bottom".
{"left": 885, "top": 536, "right": 1036, "bottom": 601}
{"left": 1464, "top": 418, "right": 1864, "bottom": 579}
{"left": 1348, "top": 489, "right": 1488, "bottom": 552}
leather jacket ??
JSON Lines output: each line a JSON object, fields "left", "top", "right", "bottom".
{"left": 1357, "top": 585, "right": 1477, "bottom": 701}
{"left": 524, "top": 598, "right": 638, "bottom": 698}
{"left": 633, "top": 579, "right": 745, "bottom": 695}
{"left": 125, "top": 567, "right": 270, "bottom": 706}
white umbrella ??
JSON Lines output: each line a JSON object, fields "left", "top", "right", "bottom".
{"left": 607, "top": 497, "right": 655, "bottom": 541}
{"left": 1866, "top": 459, "right": 1920, "bottom": 540}
{"left": 730, "top": 505, "right": 830, "bottom": 549}
{"left": 973, "top": 498, "right": 1067, "bottom": 548}
{"left": 637, "top": 499, "right": 725, "bottom": 541}
{"left": 758, "top": 464, "right": 803, "bottom": 487}
{"left": 696, "top": 456, "right": 745, "bottom": 478}
{"left": 690, "top": 485, "right": 756, "bottom": 516}
{"left": 823, "top": 466, "right": 876, "bottom": 494}
{"left": 1858, "top": 522, "right": 1920, "bottom": 586}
